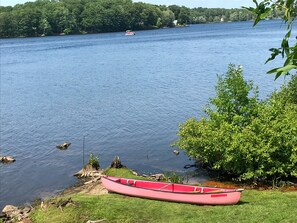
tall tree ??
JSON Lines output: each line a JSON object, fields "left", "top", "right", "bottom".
{"left": 159, "top": 9, "right": 175, "bottom": 27}
{"left": 81, "top": 2, "right": 105, "bottom": 33}
{"left": 178, "top": 6, "right": 191, "bottom": 24}
{"left": 140, "top": 5, "right": 160, "bottom": 27}
{"left": 0, "top": 12, "right": 17, "bottom": 37}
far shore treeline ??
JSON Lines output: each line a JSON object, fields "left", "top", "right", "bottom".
{"left": 0, "top": 0, "right": 282, "bottom": 38}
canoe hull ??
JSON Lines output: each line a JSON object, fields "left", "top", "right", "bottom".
{"left": 101, "top": 176, "right": 242, "bottom": 205}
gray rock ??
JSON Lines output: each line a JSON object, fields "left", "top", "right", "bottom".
{"left": 173, "top": 150, "right": 179, "bottom": 155}
{"left": 1, "top": 204, "right": 33, "bottom": 223}
{"left": 56, "top": 142, "right": 71, "bottom": 150}
{"left": 150, "top": 173, "right": 165, "bottom": 181}
{"left": 2, "top": 204, "right": 20, "bottom": 218}
{"left": 0, "top": 156, "right": 15, "bottom": 163}
{"left": 74, "top": 165, "right": 104, "bottom": 178}
{"left": 110, "top": 156, "right": 124, "bottom": 168}
{"left": 21, "top": 207, "right": 31, "bottom": 214}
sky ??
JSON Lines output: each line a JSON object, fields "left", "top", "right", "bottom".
{"left": 0, "top": 0, "right": 255, "bottom": 8}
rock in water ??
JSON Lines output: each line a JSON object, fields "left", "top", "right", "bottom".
{"left": 110, "top": 156, "right": 124, "bottom": 168}
{"left": 173, "top": 150, "right": 179, "bottom": 155}
{"left": 56, "top": 142, "right": 71, "bottom": 150}
{"left": 0, "top": 156, "right": 15, "bottom": 163}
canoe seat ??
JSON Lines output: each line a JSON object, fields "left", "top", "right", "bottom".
{"left": 193, "top": 187, "right": 203, "bottom": 193}
{"left": 125, "top": 180, "right": 136, "bottom": 186}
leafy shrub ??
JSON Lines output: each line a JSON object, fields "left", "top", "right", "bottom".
{"left": 88, "top": 153, "right": 100, "bottom": 169}
{"left": 174, "top": 65, "right": 297, "bottom": 183}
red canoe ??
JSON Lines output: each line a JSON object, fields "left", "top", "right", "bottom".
{"left": 101, "top": 176, "right": 243, "bottom": 205}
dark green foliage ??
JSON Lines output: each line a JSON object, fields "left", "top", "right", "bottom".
{"left": 0, "top": 0, "right": 172, "bottom": 37}
{"left": 177, "top": 6, "right": 191, "bottom": 25}
{"left": 190, "top": 7, "right": 255, "bottom": 24}
{"left": 174, "top": 65, "right": 297, "bottom": 183}
{"left": 0, "top": 0, "right": 274, "bottom": 38}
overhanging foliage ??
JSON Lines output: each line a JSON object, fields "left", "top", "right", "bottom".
{"left": 246, "top": 0, "right": 297, "bottom": 79}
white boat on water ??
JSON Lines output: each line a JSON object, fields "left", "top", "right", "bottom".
{"left": 125, "top": 30, "right": 135, "bottom": 36}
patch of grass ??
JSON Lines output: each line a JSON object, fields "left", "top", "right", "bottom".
{"left": 30, "top": 168, "right": 297, "bottom": 222}
{"left": 31, "top": 190, "right": 297, "bottom": 223}
{"left": 104, "top": 167, "right": 147, "bottom": 180}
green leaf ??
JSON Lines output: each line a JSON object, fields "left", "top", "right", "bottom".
{"left": 265, "top": 48, "right": 281, "bottom": 63}
{"left": 253, "top": 15, "right": 262, "bottom": 26}
{"left": 267, "top": 67, "right": 280, "bottom": 74}
{"left": 253, "top": 0, "right": 259, "bottom": 8}
{"left": 285, "top": 30, "right": 292, "bottom": 39}
{"left": 260, "top": 8, "right": 272, "bottom": 19}
{"left": 278, "top": 64, "right": 297, "bottom": 73}
{"left": 275, "top": 71, "right": 283, "bottom": 80}
{"left": 267, "top": 65, "right": 297, "bottom": 77}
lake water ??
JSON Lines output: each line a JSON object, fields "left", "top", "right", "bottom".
{"left": 0, "top": 20, "right": 286, "bottom": 208}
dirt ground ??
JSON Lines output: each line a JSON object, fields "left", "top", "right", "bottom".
{"left": 61, "top": 177, "right": 108, "bottom": 196}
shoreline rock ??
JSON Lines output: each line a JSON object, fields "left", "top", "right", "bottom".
{"left": 1, "top": 205, "right": 32, "bottom": 223}
{"left": 74, "top": 164, "right": 104, "bottom": 178}
{"left": 150, "top": 173, "right": 165, "bottom": 181}
{"left": 110, "top": 156, "right": 125, "bottom": 168}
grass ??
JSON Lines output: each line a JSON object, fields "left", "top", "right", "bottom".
{"left": 30, "top": 168, "right": 297, "bottom": 223}
{"left": 30, "top": 191, "right": 297, "bottom": 223}
{"left": 104, "top": 167, "right": 147, "bottom": 180}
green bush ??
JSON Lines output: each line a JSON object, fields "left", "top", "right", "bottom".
{"left": 174, "top": 65, "right": 297, "bottom": 183}
{"left": 88, "top": 153, "right": 100, "bottom": 169}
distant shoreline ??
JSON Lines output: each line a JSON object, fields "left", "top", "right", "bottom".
{"left": 0, "top": 19, "right": 281, "bottom": 40}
